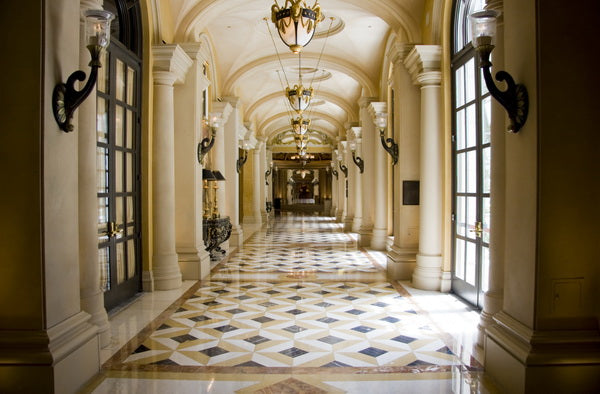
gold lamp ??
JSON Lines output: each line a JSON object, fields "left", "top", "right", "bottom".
{"left": 271, "top": 0, "right": 324, "bottom": 54}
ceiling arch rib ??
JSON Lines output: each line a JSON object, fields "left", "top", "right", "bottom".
{"left": 223, "top": 52, "right": 376, "bottom": 97}
{"left": 245, "top": 90, "right": 358, "bottom": 124}
{"left": 173, "top": 0, "right": 420, "bottom": 44}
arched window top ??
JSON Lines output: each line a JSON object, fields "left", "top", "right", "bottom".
{"left": 103, "top": 0, "right": 142, "bottom": 57}
{"left": 453, "top": 0, "right": 486, "bottom": 55}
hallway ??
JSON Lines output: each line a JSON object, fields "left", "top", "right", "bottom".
{"left": 86, "top": 214, "right": 496, "bottom": 393}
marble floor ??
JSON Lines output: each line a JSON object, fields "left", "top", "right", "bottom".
{"left": 83, "top": 213, "right": 500, "bottom": 393}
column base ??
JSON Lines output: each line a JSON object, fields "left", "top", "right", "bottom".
{"left": 80, "top": 291, "right": 110, "bottom": 348}
{"left": 358, "top": 224, "right": 373, "bottom": 247}
{"left": 336, "top": 211, "right": 344, "bottom": 222}
{"left": 412, "top": 253, "right": 443, "bottom": 290}
{"left": 477, "top": 289, "right": 504, "bottom": 347}
{"left": 387, "top": 245, "right": 417, "bottom": 280}
{"left": 178, "top": 249, "right": 211, "bottom": 280}
{"left": 352, "top": 217, "right": 362, "bottom": 233}
{"left": 485, "top": 311, "right": 600, "bottom": 393}
{"left": 343, "top": 216, "right": 354, "bottom": 232}
{"left": 229, "top": 224, "right": 244, "bottom": 248}
{"left": 152, "top": 253, "right": 182, "bottom": 290}
{"left": 142, "top": 270, "right": 154, "bottom": 292}
{"left": 440, "top": 270, "right": 451, "bottom": 293}
{"left": 0, "top": 311, "right": 100, "bottom": 393}
{"left": 370, "top": 227, "right": 387, "bottom": 250}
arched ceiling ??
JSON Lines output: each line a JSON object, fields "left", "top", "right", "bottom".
{"left": 161, "top": 0, "right": 426, "bottom": 152}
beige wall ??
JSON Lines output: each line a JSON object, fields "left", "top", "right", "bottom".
{"left": 535, "top": 0, "right": 600, "bottom": 330}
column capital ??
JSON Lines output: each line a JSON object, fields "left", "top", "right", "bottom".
{"left": 152, "top": 45, "right": 193, "bottom": 85}
{"left": 387, "top": 42, "right": 415, "bottom": 66}
{"left": 405, "top": 45, "right": 442, "bottom": 86}
{"left": 344, "top": 121, "right": 359, "bottom": 131}
{"left": 358, "top": 97, "right": 377, "bottom": 109}
{"left": 179, "top": 42, "right": 209, "bottom": 64}
{"left": 212, "top": 101, "right": 233, "bottom": 124}
{"left": 222, "top": 96, "right": 242, "bottom": 108}
{"left": 350, "top": 126, "right": 362, "bottom": 139}
{"left": 368, "top": 102, "right": 387, "bottom": 124}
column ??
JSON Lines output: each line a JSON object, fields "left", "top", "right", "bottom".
{"left": 350, "top": 130, "right": 363, "bottom": 233}
{"left": 78, "top": 0, "right": 109, "bottom": 348}
{"left": 210, "top": 101, "right": 233, "bottom": 218}
{"left": 357, "top": 98, "right": 376, "bottom": 246}
{"left": 369, "top": 102, "right": 389, "bottom": 250}
{"left": 286, "top": 169, "right": 293, "bottom": 205}
{"left": 330, "top": 150, "right": 338, "bottom": 218}
{"left": 252, "top": 140, "right": 264, "bottom": 224}
{"left": 222, "top": 97, "right": 244, "bottom": 247}
{"left": 405, "top": 45, "right": 443, "bottom": 291}
{"left": 341, "top": 141, "right": 354, "bottom": 230}
{"left": 151, "top": 45, "right": 192, "bottom": 290}
{"left": 259, "top": 141, "right": 268, "bottom": 222}
{"left": 477, "top": 0, "right": 505, "bottom": 347}
{"left": 387, "top": 42, "right": 421, "bottom": 279}
{"left": 174, "top": 43, "right": 211, "bottom": 279}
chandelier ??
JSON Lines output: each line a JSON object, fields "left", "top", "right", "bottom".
{"left": 287, "top": 84, "right": 313, "bottom": 113}
{"left": 271, "top": 0, "right": 323, "bottom": 54}
{"left": 291, "top": 116, "right": 310, "bottom": 135}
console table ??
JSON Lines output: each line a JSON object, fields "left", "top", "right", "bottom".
{"left": 202, "top": 216, "right": 232, "bottom": 260}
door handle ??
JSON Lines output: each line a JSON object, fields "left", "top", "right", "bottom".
{"left": 104, "top": 221, "right": 124, "bottom": 238}
{"left": 469, "top": 221, "right": 483, "bottom": 238}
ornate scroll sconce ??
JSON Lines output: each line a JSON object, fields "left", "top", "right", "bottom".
{"left": 53, "top": 10, "right": 114, "bottom": 132}
{"left": 197, "top": 114, "right": 221, "bottom": 164}
{"left": 349, "top": 141, "right": 364, "bottom": 174}
{"left": 469, "top": 10, "right": 528, "bottom": 133}
{"left": 330, "top": 162, "right": 338, "bottom": 179}
{"left": 265, "top": 164, "right": 273, "bottom": 185}
{"left": 237, "top": 148, "right": 249, "bottom": 173}
{"left": 375, "top": 112, "right": 398, "bottom": 165}
{"left": 337, "top": 155, "right": 348, "bottom": 178}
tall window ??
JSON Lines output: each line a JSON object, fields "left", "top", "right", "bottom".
{"left": 97, "top": 0, "right": 143, "bottom": 311}
{"left": 451, "top": 0, "right": 491, "bottom": 308}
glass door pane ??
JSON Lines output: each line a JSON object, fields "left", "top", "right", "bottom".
{"left": 97, "top": 40, "right": 142, "bottom": 312}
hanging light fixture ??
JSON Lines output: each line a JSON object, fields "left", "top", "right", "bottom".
{"left": 271, "top": 0, "right": 323, "bottom": 54}
{"left": 291, "top": 116, "right": 310, "bottom": 135}
{"left": 287, "top": 84, "right": 313, "bottom": 113}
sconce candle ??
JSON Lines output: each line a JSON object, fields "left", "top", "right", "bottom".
{"left": 469, "top": 10, "right": 528, "bottom": 133}
{"left": 52, "top": 9, "right": 114, "bottom": 132}
{"left": 375, "top": 112, "right": 398, "bottom": 165}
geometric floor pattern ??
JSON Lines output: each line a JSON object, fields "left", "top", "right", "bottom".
{"left": 121, "top": 281, "right": 456, "bottom": 368}
{"left": 94, "top": 214, "right": 494, "bottom": 393}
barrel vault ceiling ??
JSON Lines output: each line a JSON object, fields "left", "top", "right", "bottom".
{"left": 154, "top": 0, "right": 426, "bottom": 152}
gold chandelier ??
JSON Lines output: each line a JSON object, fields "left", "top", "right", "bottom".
{"left": 291, "top": 116, "right": 310, "bottom": 135}
{"left": 286, "top": 84, "right": 313, "bottom": 113}
{"left": 271, "top": 0, "right": 324, "bottom": 54}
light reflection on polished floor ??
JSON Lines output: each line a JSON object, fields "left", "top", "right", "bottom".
{"left": 84, "top": 213, "right": 499, "bottom": 393}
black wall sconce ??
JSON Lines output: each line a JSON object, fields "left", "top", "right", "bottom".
{"left": 349, "top": 141, "right": 364, "bottom": 174}
{"left": 265, "top": 165, "right": 272, "bottom": 185}
{"left": 375, "top": 112, "right": 398, "bottom": 165}
{"left": 53, "top": 10, "right": 114, "bottom": 132}
{"left": 469, "top": 10, "right": 528, "bottom": 133}
{"left": 237, "top": 148, "right": 248, "bottom": 173}
{"left": 338, "top": 161, "right": 348, "bottom": 178}
{"left": 330, "top": 162, "right": 339, "bottom": 179}
{"left": 198, "top": 114, "right": 222, "bottom": 163}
